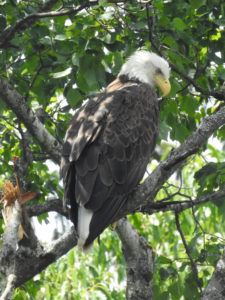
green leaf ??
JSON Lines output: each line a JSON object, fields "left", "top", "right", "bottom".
{"left": 68, "top": 250, "right": 75, "bottom": 266}
{"left": 72, "top": 53, "right": 80, "bottom": 66}
{"left": 155, "top": 256, "right": 173, "bottom": 264}
{"left": 0, "top": 13, "right": 6, "bottom": 31}
{"left": 173, "top": 18, "right": 187, "bottom": 32}
{"left": 66, "top": 88, "right": 83, "bottom": 108}
{"left": 52, "top": 67, "right": 72, "bottom": 78}
{"left": 55, "top": 34, "right": 67, "bottom": 41}
{"left": 189, "top": 0, "right": 206, "bottom": 9}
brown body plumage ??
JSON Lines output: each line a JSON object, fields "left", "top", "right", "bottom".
{"left": 60, "top": 51, "right": 170, "bottom": 250}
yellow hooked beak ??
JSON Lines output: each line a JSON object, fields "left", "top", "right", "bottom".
{"left": 153, "top": 74, "right": 171, "bottom": 97}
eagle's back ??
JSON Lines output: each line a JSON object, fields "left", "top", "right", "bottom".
{"left": 60, "top": 80, "right": 159, "bottom": 248}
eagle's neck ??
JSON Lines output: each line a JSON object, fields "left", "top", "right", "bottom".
{"left": 105, "top": 76, "right": 140, "bottom": 93}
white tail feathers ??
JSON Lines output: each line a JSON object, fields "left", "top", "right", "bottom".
{"left": 77, "top": 206, "right": 93, "bottom": 252}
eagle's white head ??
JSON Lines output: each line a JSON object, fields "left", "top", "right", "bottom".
{"left": 118, "top": 50, "right": 171, "bottom": 96}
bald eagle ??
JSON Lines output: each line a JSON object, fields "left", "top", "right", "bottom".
{"left": 60, "top": 51, "right": 171, "bottom": 251}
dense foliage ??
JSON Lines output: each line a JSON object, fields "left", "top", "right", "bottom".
{"left": 0, "top": 0, "right": 225, "bottom": 299}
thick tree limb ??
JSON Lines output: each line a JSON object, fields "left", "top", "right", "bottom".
{"left": 0, "top": 101, "right": 224, "bottom": 287}
{"left": 14, "top": 226, "right": 77, "bottom": 287}
{"left": 0, "top": 220, "right": 77, "bottom": 288}
{"left": 201, "top": 249, "right": 225, "bottom": 300}
{"left": 116, "top": 218, "right": 153, "bottom": 300}
{"left": 25, "top": 198, "right": 66, "bottom": 217}
{"left": 0, "top": 77, "right": 62, "bottom": 164}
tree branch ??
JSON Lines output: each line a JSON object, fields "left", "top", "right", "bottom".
{"left": 0, "top": 1, "right": 128, "bottom": 49}
{"left": 169, "top": 62, "right": 225, "bottom": 101}
{"left": 25, "top": 198, "right": 66, "bottom": 218}
{"left": 0, "top": 77, "right": 62, "bottom": 164}
{"left": 23, "top": 188, "right": 225, "bottom": 227}
{"left": 142, "top": 189, "right": 225, "bottom": 215}
{"left": 0, "top": 1, "right": 99, "bottom": 49}
{"left": 0, "top": 0, "right": 60, "bottom": 49}
{"left": 14, "top": 226, "right": 77, "bottom": 287}
{"left": 175, "top": 212, "right": 202, "bottom": 292}
{"left": 16, "top": 103, "right": 225, "bottom": 226}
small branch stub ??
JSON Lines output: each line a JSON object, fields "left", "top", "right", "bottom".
{"left": 0, "top": 274, "right": 17, "bottom": 300}
{"left": 1, "top": 175, "right": 36, "bottom": 241}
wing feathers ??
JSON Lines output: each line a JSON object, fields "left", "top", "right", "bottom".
{"left": 107, "top": 158, "right": 127, "bottom": 184}
{"left": 86, "top": 144, "right": 100, "bottom": 170}
{"left": 99, "top": 159, "right": 113, "bottom": 187}
{"left": 75, "top": 169, "right": 98, "bottom": 205}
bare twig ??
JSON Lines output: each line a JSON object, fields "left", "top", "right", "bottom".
{"left": 141, "top": 189, "right": 225, "bottom": 216}
{"left": 175, "top": 212, "right": 202, "bottom": 292}
{"left": 169, "top": 62, "right": 225, "bottom": 101}
{"left": 24, "top": 64, "right": 43, "bottom": 102}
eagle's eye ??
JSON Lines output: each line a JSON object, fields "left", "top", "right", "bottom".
{"left": 155, "top": 68, "right": 163, "bottom": 75}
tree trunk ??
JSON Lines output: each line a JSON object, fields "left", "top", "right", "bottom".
{"left": 116, "top": 218, "right": 153, "bottom": 300}
{"left": 201, "top": 249, "right": 225, "bottom": 300}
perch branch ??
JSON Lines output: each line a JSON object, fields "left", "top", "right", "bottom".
{"left": 14, "top": 226, "right": 77, "bottom": 287}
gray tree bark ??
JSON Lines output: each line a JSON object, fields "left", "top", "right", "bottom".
{"left": 201, "top": 249, "right": 225, "bottom": 300}
{"left": 116, "top": 219, "right": 154, "bottom": 300}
